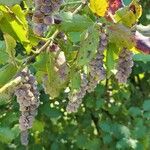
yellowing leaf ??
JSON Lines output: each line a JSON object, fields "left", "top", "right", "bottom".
{"left": 114, "top": 1, "right": 142, "bottom": 27}
{"left": 0, "top": 5, "right": 31, "bottom": 53}
{"left": 114, "top": 7, "right": 136, "bottom": 27}
{"left": 129, "top": 1, "right": 142, "bottom": 20}
{"left": 108, "top": 24, "right": 135, "bottom": 49}
{"left": 89, "top": 0, "right": 109, "bottom": 17}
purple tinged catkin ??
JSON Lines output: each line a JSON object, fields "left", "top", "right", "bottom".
{"left": 87, "top": 32, "right": 107, "bottom": 93}
{"left": 32, "top": 0, "right": 63, "bottom": 36}
{"left": 66, "top": 73, "right": 88, "bottom": 113}
{"left": 21, "top": 130, "right": 29, "bottom": 146}
{"left": 15, "top": 68, "right": 40, "bottom": 146}
{"left": 115, "top": 48, "right": 134, "bottom": 83}
{"left": 66, "top": 31, "right": 108, "bottom": 113}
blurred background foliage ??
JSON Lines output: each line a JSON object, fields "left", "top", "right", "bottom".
{"left": 0, "top": 0, "right": 150, "bottom": 149}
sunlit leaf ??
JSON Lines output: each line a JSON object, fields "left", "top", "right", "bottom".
{"left": 106, "top": 43, "right": 117, "bottom": 77}
{"left": 114, "top": 1, "right": 142, "bottom": 27}
{"left": 89, "top": 0, "right": 109, "bottom": 17}
{"left": 0, "top": 5, "right": 30, "bottom": 53}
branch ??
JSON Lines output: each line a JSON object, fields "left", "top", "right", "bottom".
{"left": 0, "top": 76, "right": 22, "bottom": 94}
{"left": 24, "top": 3, "right": 85, "bottom": 65}
{"left": 0, "top": 3, "right": 86, "bottom": 94}
{"left": 35, "top": 29, "right": 59, "bottom": 54}
{"left": 62, "top": 1, "right": 82, "bottom": 6}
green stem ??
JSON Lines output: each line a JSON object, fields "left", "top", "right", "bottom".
{"left": 0, "top": 76, "right": 22, "bottom": 94}
{"left": 0, "top": 3, "right": 86, "bottom": 94}
{"left": 62, "top": 1, "right": 82, "bottom": 6}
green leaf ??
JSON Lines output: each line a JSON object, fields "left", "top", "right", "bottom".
{"left": 68, "top": 32, "right": 81, "bottom": 43}
{"left": 100, "top": 121, "right": 111, "bottom": 133}
{"left": 85, "top": 138, "right": 101, "bottom": 150}
{"left": 76, "top": 135, "right": 89, "bottom": 148}
{"left": 45, "top": 53, "right": 66, "bottom": 98}
{"left": 133, "top": 54, "right": 150, "bottom": 62}
{"left": 38, "top": 52, "right": 68, "bottom": 98}
{"left": 11, "top": 125, "right": 20, "bottom": 138}
{"left": 95, "top": 98, "right": 105, "bottom": 109}
{"left": 143, "top": 112, "right": 150, "bottom": 119}
{"left": 116, "top": 138, "right": 138, "bottom": 149}
{"left": 34, "top": 52, "right": 48, "bottom": 72}
{"left": 69, "top": 71, "right": 81, "bottom": 90}
{"left": 32, "top": 120, "right": 45, "bottom": 132}
{"left": 103, "top": 134, "right": 112, "bottom": 144}
{"left": 111, "top": 124, "right": 130, "bottom": 138}
{"left": 0, "top": 5, "right": 30, "bottom": 53}
{"left": 133, "top": 119, "right": 146, "bottom": 139}
{"left": 0, "top": 127, "right": 15, "bottom": 143}
{"left": 1, "top": 112, "right": 18, "bottom": 126}
{"left": 0, "top": 40, "right": 9, "bottom": 64}
{"left": 0, "top": 0, "right": 22, "bottom": 6}
{"left": 106, "top": 43, "right": 117, "bottom": 77}
{"left": 143, "top": 100, "right": 150, "bottom": 111}
{"left": 129, "top": 107, "right": 142, "bottom": 117}
{"left": 51, "top": 142, "right": 60, "bottom": 150}
{"left": 0, "top": 64, "right": 17, "bottom": 87}
{"left": 76, "top": 25, "right": 99, "bottom": 66}
{"left": 3, "top": 33, "right": 16, "bottom": 63}
{"left": 0, "top": 92, "right": 10, "bottom": 105}
{"left": 42, "top": 104, "right": 62, "bottom": 118}
{"left": 11, "top": 4, "right": 28, "bottom": 29}
{"left": 59, "top": 12, "right": 93, "bottom": 32}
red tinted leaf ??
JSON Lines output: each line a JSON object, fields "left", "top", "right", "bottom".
{"left": 108, "top": 0, "right": 123, "bottom": 14}
{"left": 105, "top": 0, "right": 123, "bottom": 22}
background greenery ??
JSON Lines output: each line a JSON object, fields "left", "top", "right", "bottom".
{"left": 0, "top": 0, "right": 150, "bottom": 149}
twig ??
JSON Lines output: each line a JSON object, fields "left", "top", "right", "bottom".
{"left": 24, "top": 3, "right": 85, "bottom": 65}
{"left": 62, "top": 1, "right": 82, "bottom": 6}
{"left": 105, "top": 79, "right": 109, "bottom": 102}
{"left": 91, "top": 112, "right": 101, "bottom": 135}
{"left": 107, "top": 12, "right": 116, "bottom": 23}
{"left": 0, "top": 76, "right": 22, "bottom": 94}
{"left": 0, "top": 3, "right": 86, "bottom": 94}
{"left": 73, "top": 3, "right": 84, "bottom": 14}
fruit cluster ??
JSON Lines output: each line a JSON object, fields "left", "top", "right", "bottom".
{"left": 15, "top": 68, "right": 40, "bottom": 145}
{"left": 66, "top": 30, "right": 108, "bottom": 112}
{"left": 32, "top": 0, "right": 63, "bottom": 36}
{"left": 66, "top": 73, "right": 88, "bottom": 113}
{"left": 87, "top": 31, "right": 107, "bottom": 93}
{"left": 116, "top": 48, "right": 134, "bottom": 83}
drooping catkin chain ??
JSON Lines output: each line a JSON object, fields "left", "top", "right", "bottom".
{"left": 66, "top": 73, "right": 88, "bottom": 113}
{"left": 32, "top": 0, "right": 63, "bottom": 36}
{"left": 115, "top": 48, "right": 134, "bottom": 83}
{"left": 87, "top": 30, "right": 107, "bottom": 93}
{"left": 15, "top": 68, "right": 40, "bottom": 145}
{"left": 66, "top": 29, "right": 108, "bottom": 113}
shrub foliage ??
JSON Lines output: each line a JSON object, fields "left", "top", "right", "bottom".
{"left": 0, "top": 0, "right": 150, "bottom": 149}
